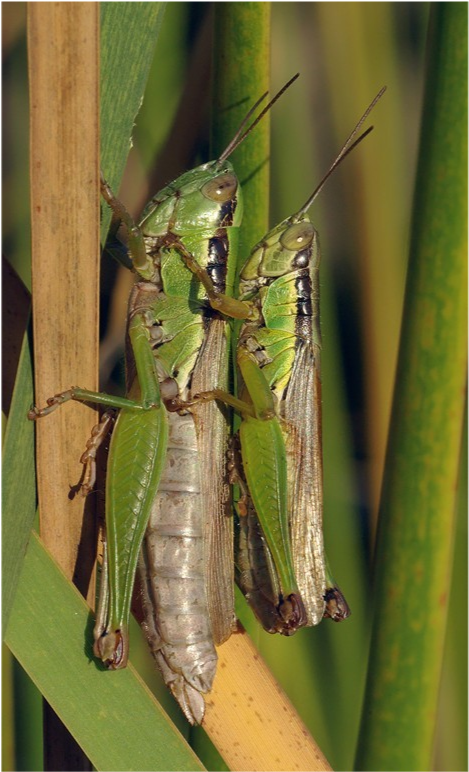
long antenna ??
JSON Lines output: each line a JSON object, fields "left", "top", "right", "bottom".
{"left": 217, "top": 73, "right": 300, "bottom": 164}
{"left": 295, "top": 85, "right": 386, "bottom": 218}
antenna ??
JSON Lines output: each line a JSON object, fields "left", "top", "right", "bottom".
{"left": 295, "top": 85, "right": 386, "bottom": 218}
{"left": 217, "top": 73, "right": 300, "bottom": 164}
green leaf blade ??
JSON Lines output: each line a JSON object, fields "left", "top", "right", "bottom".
{"left": 5, "top": 533, "right": 205, "bottom": 772}
{"left": 100, "top": 2, "right": 166, "bottom": 239}
{"left": 2, "top": 331, "right": 36, "bottom": 636}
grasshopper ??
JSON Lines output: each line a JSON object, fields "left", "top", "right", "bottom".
{"left": 29, "top": 76, "right": 298, "bottom": 724}
{"left": 234, "top": 86, "right": 386, "bottom": 632}
{"left": 194, "top": 87, "right": 386, "bottom": 634}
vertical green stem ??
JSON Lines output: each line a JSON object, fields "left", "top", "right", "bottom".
{"left": 191, "top": 6, "right": 271, "bottom": 766}
{"left": 211, "top": 2, "right": 271, "bottom": 260}
{"left": 356, "top": 6, "right": 467, "bottom": 770}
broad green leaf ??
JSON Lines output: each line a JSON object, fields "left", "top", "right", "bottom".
{"left": 100, "top": 1, "right": 166, "bottom": 240}
{"left": 2, "top": 331, "right": 36, "bottom": 636}
{"left": 5, "top": 532, "right": 205, "bottom": 772}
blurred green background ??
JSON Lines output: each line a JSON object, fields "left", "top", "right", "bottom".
{"left": 2, "top": 3, "right": 466, "bottom": 771}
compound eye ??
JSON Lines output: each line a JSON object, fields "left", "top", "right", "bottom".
{"left": 201, "top": 173, "right": 238, "bottom": 202}
{"left": 280, "top": 221, "right": 315, "bottom": 251}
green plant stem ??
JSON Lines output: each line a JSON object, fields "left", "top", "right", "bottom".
{"left": 356, "top": 6, "right": 467, "bottom": 770}
{"left": 211, "top": 2, "right": 271, "bottom": 260}
{"left": 191, "top": 6, "right": 272, "bottom": 767}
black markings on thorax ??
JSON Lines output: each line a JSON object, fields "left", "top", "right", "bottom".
{"left": 218, "top": 198, "right": 237, "bottom": 227}
{"left": 205, "top": 196, "right": 237, "bottom": 293}
{"left": 207, "top": 229, "right": 229, "bottom": 294}
{"left": 293, "top": 247, "right": 314, "bottom": 340}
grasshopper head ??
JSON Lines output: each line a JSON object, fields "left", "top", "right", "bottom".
{"left": 241, "top": 215, "right": 318, "bottom": 283}
{"left": 240, "top": 86, "right": 386, "bottom": 286}
{"left": 139, "top": 160, "right": 243, "bottom": 238}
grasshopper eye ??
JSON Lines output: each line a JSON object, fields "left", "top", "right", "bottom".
{"left": 280, "top": 222, "right": 315, "bottom": 251}
{"left": 201, "top": 173, "right": 237, "bottom": 202}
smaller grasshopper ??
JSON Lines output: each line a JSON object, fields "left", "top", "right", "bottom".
{"left": 193, "top": 87, "right": 386, "bottom": 634}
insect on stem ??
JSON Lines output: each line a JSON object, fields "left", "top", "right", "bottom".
{"left": 234, "top": 85, "right": 386, "bottom": 634}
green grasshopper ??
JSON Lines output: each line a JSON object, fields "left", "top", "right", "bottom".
{"left": 234, "top": 87, "right": 386, "bottom": 632}
{"left": 194, "top": 87, "right": 386, "bottom": 634}
{"left": 29, "top": 76, "right": 298, "bottom": 725}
